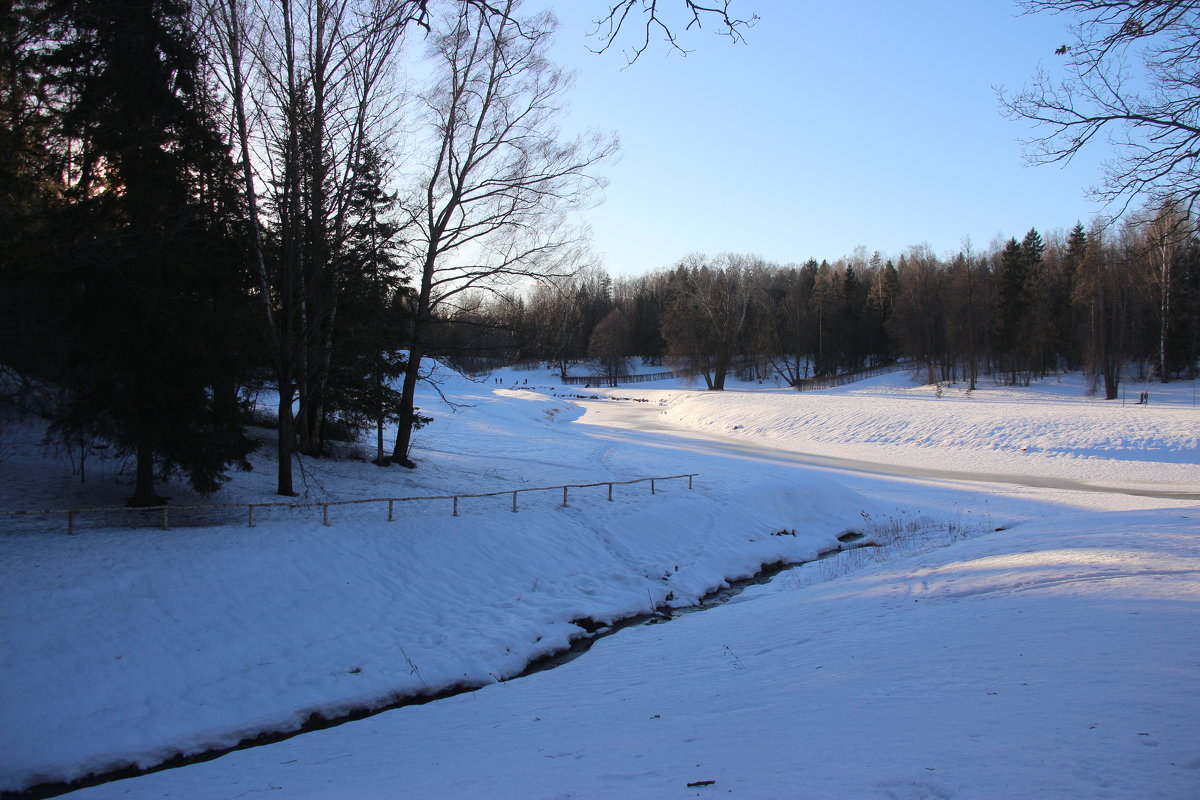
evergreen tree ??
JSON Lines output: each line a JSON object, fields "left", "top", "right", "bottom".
{"left": 1021, "top": 227, "right": 1063, "bottom": 377}
{"left": 839, "top": 265, "right": 865, "bottom": 371}
{"left": 811, "top": 261, "right": 839, "bottom": 376}
{"left": 1062, "top": 223, "right": 1088, "bottom": 369}
{"left": 325, "top": 145, "right": 409, "bottom": 463}
{"left": 0, "top": 0, "right": 64, "bottom": 380}
{"left": 1163, "top": 232, "right": 1200, "bottom": 379}
{"left": 996, "top": 236, "right": 1030, "bottom": 383}
{"left": 43, "top": 0, "right": 255, "bottom": 505}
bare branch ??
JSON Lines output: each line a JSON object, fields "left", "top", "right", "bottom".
{"left": 1003, "top": 1, "right": 1200, "bottom": 213}
{"left": 588, "top": 0, "right": 758, "bottom": 63}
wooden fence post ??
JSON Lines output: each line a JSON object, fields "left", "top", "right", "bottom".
{"left": 161, "top": 506, "right": 170, "bottom": 531}
{"left": 453, "top": 496, "right": 459, "bottom": 516}
{"left": 607, "top": 483, "right": 613, "bottom": 501}
{"left": 562, "top": 487, "right": 569, "bottom": 507}
{"left": 247, "top": 505, "right": 255, "bottom": 528}
{"left": 512, "top": 491, "right": 519, "bottom": 512}
{"left": 67, "top": 510, "right": 76, "bottom": 536}
{"left": 388, "top": 500, "right": 395, "bottom": 522}
{"left": 650, "top": 479, "right": 656, "bottom": 495}
{"left": 322, "top": 504, "right": 329, "bottom": 526}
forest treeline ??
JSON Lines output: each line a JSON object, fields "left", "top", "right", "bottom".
{"left": 1, "top": 0, "right": 1197, "bottom": 506}
{"left": 460, "top": 217, "right": 1200, "bottom": 399}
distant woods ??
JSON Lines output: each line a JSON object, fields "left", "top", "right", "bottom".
{"left": 491, "top": 219, "right": 1199, "bottom": 397}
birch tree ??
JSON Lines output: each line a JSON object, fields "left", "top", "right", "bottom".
{"left": 202, "top": 0, "right": 408, "bottom": 491}
{"left": 389, "top": 0, "right": 615, "bottom": 466}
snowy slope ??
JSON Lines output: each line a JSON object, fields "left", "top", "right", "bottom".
{"left": 67, "top": 509, "right": 1200, "bottom": 800}
{"left": 2, "top": 366, "right": 1198, "bottom": 797}
{"left": 1, "top": 366, "right": 867, "bottom": 793}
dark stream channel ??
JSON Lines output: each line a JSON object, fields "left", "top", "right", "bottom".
{"left": 11, "top": 532, "right": 875, "bottom": 800}
{"left": 518, "top": 531, "right": 873, "bottom": 677}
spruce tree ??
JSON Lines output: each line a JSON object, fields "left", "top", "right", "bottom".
{"left": 44, "top": 0, "right": 255, "bottom": 505}
{"left": 839, "top": 265, "right": 865, "bottom": 371}
{"left": 996, "top": 236, "right": 1029, "bottom": 383}
{"left": 1062, "top": 223, "right": 1088, "bottom": 369}
{"left": 325, "top": 145, "right": 409, "bottom": 463}
{"left": 1, "top": 0, "right": 63, "bottom": 381}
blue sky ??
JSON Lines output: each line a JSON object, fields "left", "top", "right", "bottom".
{"left": 544, "top": 0, "right": 1109, "bottom": 276}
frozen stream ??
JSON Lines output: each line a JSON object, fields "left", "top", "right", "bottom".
{"left": 570, "top": 397, "right": 1200, "bottom": 501}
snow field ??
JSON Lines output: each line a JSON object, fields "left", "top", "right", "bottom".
{"left": 0, "top": 381, "right": 867, "bottom": 792}
{"left": 611, "top": 377, "right": 1200, "bottom": 492}
{"left": 2, "top": 365, "right": 1198, "bottom": 797}
{"left": 66, "top": 509, "right": 1200, "bottom": 800}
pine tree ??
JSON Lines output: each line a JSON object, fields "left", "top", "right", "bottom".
{"left": 1021, "top": 227, "right": 1063, "bottom": 377}
{"left": 811, "top": 261, "right": 839, "bottom": 376}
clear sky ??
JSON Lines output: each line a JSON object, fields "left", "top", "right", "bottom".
{"left": 543, "top": 0, "right": 1110, "bottom": 276}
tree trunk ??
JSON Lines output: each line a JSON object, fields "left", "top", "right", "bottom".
{"left": 390, "top": 346, "right": 422, "bottom": 467}
{"left": 220, "top": 0, "right": 295, "bottom": 497}
{"left": 1159, "top": 240, "right": 1171, "bottom": 382}
{"left": 276, "top": 385, "right": 297, "bottom": 495}
{"left": 711, "top": 350, "right": 730, "bottom": 390}
{"left": 128, "top": 437, "right": 160, "bottom": 507}
{"left": 375, "top": 392, "right": 386, "bottom": 466}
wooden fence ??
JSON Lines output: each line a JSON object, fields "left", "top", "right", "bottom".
{"left": 3, "top": 473, "right": 699, "bottom": 535}
{"left": 562, "top": 370, "right": 682, "bottom": 387}
{"left": 563, "top": 364, "right": 909, "bottom": 390}
{"left": 792, "top": 363, "right": 908, "bottom": 392}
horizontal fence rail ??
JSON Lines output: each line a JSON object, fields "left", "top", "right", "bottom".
{"left": 565, "top": 364, "right": 908, "bottom": 390}
{"left": 2, "top": 474, "right": 699, "bottom": 535}
{"left": 792, "top": 363, "right": 908, "bottom": 392}
{"left": 562, "top": 370, "right": 683, "bottom": 386}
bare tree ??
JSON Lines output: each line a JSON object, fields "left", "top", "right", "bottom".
{"left": 200, "top": 0, "right": 740, "bottom": 489}
{"left": 526, "top": 278, "right": 583, "bottom": 378}
{"left": 945, "top": 242, "right": 988, "bottom": 390}
{"left": 1136, "top": 199, "right": 1192, "bottom": 379}
{"left": 1073, "top": 220, "right": 1134, "bottom": 398}
{"left": 389, "top": 0, "right": 617, "bottom": 466}
{"left": 325, "top": 0, "right": 756, "bottom": 56}
{"left": 588, "top": 307, "right": 631, "bottom": 386}
{"left": 888, "top": 246, "right": 948, "bottom": 385}
{"left": 201, "top": 0, "right": 409, "bottom": 491}
{"left": 1003, "top": 1, "right": 1200, "bottom": 215}
{"left": 661, "top": 253, "right": 758, "bottom": 390}
{"left": 756, "top": 263, "right": 815, "bottom": 387}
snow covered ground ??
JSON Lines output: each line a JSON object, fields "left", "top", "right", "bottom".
{"left": 2, "top": 365, "right": 1198, "bottom": 798}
